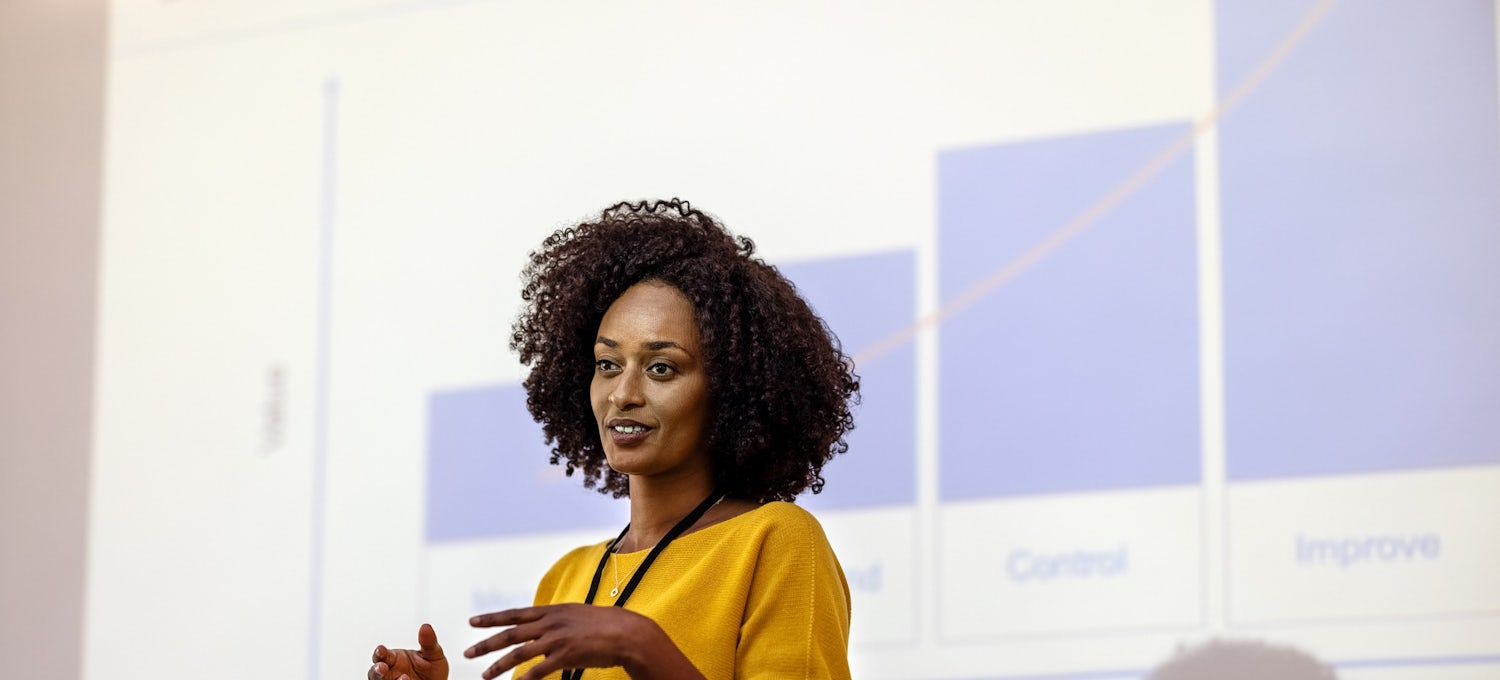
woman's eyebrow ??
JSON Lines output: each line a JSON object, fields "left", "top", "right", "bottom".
{"left": 594, "top": 336, "right": 686, "bottom": 352}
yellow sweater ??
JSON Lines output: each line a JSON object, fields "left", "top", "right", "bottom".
{"left": 514, "top": 501, "right": 851, "bottom": 680}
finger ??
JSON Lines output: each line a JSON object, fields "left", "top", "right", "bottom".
{"left": 367, "top": 661, "right": 387, "bottom": 680}
{"left": 516, "top": 649, "right": 568, "bottom": 680}
{"left": 470, "top": 606, "right": 547, "bottom": 628}
{"left": 416, "top": 623, "right": 445, "bottom": 660}
{"left": 484, "top": 641, "right": 547, "bottom": 680}
{"left": 465, "top": 621, "right": 543, "bottom": 659}
{"left": 372, "top": 645, "right": 388, "bottom": 664}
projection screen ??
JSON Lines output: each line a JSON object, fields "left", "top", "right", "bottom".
{"left": 86, "top": 1, "right": 1500, "bottom": 678}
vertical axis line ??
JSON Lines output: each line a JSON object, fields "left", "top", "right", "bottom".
{"left": 915, "top": 164, "right": 943, "bottom": 651}
{"left": 310, "top": 75, "right": 340, "bottom": 680}
{"left": 1194, "top": 75, "right": 1230, "bottom": 637}
{"left": 1194, "top": 1, "right": 1229, "bottom": 637}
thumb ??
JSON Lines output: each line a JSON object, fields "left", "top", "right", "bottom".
{"left": 417, "top": 623, "right": 445, "bottom": 660}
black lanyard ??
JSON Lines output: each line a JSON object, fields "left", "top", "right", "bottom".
{"left": 561, "top": 489, "right": 724, "bottom": 680}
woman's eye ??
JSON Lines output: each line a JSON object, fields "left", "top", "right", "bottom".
{"left": 595, "top": 359, "right": 619, "bottom": 372}
{"left": 646, "top": 363, "right": 674, "bottom": 376}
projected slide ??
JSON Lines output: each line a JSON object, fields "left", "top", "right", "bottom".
{"left": 84, "top": 1, "right": 1500, "bottom": 679}
{"left": 1217, "top": 0, "right": 1500, "bottom": 625}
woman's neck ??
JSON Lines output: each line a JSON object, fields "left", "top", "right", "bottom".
{"left": 620, "top": 472, "right": 717, "bottom": 553}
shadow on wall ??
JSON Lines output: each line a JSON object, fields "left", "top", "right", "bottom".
{"left": 1147, "top": 640, "right": 1337, "bottom": 680}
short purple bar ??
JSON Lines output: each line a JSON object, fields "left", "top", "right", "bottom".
{"left": 426, "top": 385, "right": 625, "bottom": 543}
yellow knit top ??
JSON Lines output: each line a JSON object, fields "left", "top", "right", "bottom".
{"left": 514, "top": 501, "right": 851, "bottom": 680}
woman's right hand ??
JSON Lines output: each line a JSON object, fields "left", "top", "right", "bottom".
{"left": 369, "top": 623, "right": 450, "bottom": 680}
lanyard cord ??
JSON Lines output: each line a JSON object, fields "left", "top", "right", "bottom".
{"left": 562, "top": 488, "right": 725, "bottom": 680}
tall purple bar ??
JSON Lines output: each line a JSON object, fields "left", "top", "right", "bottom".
{"left": 938, "top": 123, "right": 1201, "bottom": 501}
{"left": 1217, "top": 0, "right": 1500, "bottom": 480}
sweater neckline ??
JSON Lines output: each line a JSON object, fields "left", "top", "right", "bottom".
{"left": 608, "top": 500, "right": 785, "bottom": 556}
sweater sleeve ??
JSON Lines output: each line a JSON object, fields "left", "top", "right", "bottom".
{"left": 735, "top": 506, "right": 852, "bottom": 680}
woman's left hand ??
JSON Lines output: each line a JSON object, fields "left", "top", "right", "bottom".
{"left": 465, "top": 604, "right": 703, "bottom": 680}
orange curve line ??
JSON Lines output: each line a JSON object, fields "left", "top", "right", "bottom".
{"left": 851, "top": 0, "right": 1340, "bottom": 368}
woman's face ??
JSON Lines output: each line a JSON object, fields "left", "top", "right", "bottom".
{"left": 590, "top": 281, "right": 713, "bottom": 483}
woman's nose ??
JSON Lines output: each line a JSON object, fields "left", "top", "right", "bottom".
{"left": 608, "top": 371, "right": 644, "bottom": 409}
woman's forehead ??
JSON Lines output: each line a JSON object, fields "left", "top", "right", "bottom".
{"left": 596, "top": 282, "right": 701, "bottom": 349}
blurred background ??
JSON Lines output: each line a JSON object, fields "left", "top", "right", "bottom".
{"left": 3, "top": 1, "right": 1498, "bottom": 679}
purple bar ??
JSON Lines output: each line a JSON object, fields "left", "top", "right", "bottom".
{"left": 1217, "top": 0, "right": 1500, "bottom": 480}
{"left": 781, "top": 251, "right": 918, "bottom": 510}
{"left": 938, "top": 123, "right": 1201, "bottom": 500}
{"left": 426, "top": 385, "right": 625, "bottom": 542}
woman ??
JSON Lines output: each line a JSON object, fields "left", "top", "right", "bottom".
{"left": 369, "top": 199, "right": 859, "bottom": 680}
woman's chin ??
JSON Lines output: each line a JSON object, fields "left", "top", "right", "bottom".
{"left": 602, "top": 453, "right": 641, "bottom": 476}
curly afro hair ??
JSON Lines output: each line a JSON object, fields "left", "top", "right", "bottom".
{"left": 510, "top": 199, "right": 859, "bottom": 503}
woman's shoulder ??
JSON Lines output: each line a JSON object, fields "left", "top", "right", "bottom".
{"left": 554, "top": 539, "right": 610, "bottom": 564}
{"left": 744, "top": 500, "right": 823, "bottom": 525}
{"left": 535, "top": 539, "right": 610, "bottom": 587}
{"left": 720, "top": 500, "right": 834, "bottom": 549}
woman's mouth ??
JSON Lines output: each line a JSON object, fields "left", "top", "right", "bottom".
{"left": 607, "top": 420, "right": 652, "bottom": 446}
